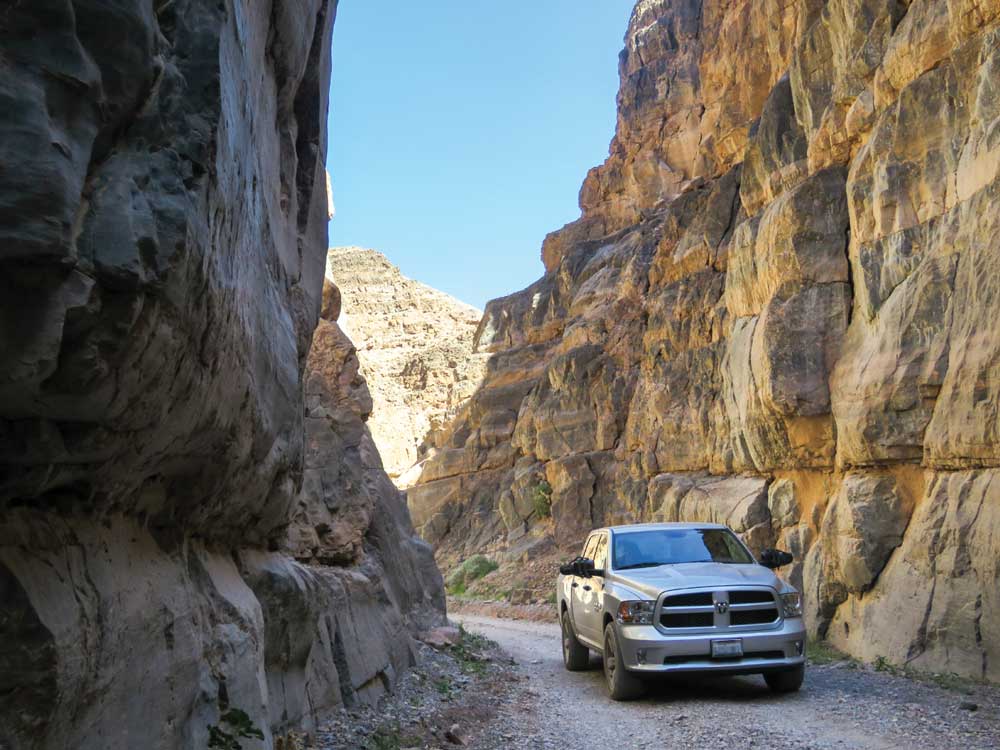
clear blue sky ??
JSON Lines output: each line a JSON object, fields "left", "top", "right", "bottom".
{"left": 326, "top": 1, "right": 634, "bottom": 310}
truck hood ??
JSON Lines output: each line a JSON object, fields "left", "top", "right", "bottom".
{"left": 607, "top": 562, "right": 785, "bottom": 600}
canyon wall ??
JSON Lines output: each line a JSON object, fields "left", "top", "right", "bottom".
{"left": 0, "top": 3, "right": 443, "bottom": 749}
{"left": 327, "top": 247, "right": 489, "bottom": 485}
{"left": 410, "top": 0, "right": 1000, "bottom": 681}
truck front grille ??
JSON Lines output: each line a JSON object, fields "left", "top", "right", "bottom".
{"left": 659, "top": 588, "right": 780, "bottom": 630}
{"left": 729, "top": 590, "right": 774, "bottom": 605}
{"left": 661, "top": 612, "right": 714, "bottom": 628}
{"left": 663, "top": 592, "right": 713, "bottom": 607}
{"left": 731, "top": 608, "right": 779, "bottom": 625}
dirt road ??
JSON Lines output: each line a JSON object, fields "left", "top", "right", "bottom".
{"left": 454, "top": 614, "right": 1000, "bottom": 750}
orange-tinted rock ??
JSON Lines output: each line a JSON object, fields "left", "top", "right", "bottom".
{"left": 416, "top": 0, "right": 1000, "bottom": 681}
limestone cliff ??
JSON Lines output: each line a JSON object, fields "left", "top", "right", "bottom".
{"left": 326, "top": 248, "right": 489, "bottom": 485}
{"left": 0, "top": 3, "right": 443, "bottom": 749}
{"left": 410, "top": 0, "right": 1000, "bottom": 681}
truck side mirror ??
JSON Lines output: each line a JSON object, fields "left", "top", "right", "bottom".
{"left": 559, "top": 557, "right": 599, "bottom": 577}
{"left": 759, "top": 549, "right": 794, "bottom": 569}
{"left": 559, "top": 558, "right": 582, "bottom": 575}
{"left": 578, "top": 558, "right": 603, "bottom": 578}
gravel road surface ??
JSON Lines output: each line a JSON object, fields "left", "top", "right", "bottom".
{"left": 455, "top": 614, "right": 1000, "bottom": 750}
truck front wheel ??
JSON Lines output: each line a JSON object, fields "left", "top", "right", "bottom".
{"left": 602, "top": 623, "right": 646, "bottom": 700}
{"left": 764, "top": 664, "right": 805, "bottom": 693}
{"left": 561, "top": 610, "right": 590, "bottom": 671}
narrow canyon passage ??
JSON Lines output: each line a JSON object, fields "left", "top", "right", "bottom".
{"left": 4, "top": 0, "right": 1000, "bottom": 747}
{"left": 455, "top": 615, "right": 1000, "bottom": 750}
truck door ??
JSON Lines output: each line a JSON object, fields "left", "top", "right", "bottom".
{"left": 575, "top": 533, "right": 608, "bottom": 645}
{"left": 570, "top": 534, "right": 600, "bottom": 644}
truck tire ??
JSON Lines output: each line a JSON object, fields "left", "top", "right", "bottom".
{"left": 764, "top": 664, "right": 805, "bottom": 693}
{"left": 561, "top": 610, "right": 590, "bottom": 671}
{"left": 603, "top": 623, "right": 646, "bottom": 700}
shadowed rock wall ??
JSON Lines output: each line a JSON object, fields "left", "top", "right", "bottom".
{"left": 0, "top": 3, "right": 443, "bottom": 748}
{"left": 410, "top": 0, "right": 1000, "bottom": 681}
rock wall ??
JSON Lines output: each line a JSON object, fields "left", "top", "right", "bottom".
{"left": 326, "top": 248, "right": 489, "bottom": 485}
{"left": 0, "top": 3, "right": 443, "bottom": 749}
{"left": 410, "top": 0, "right": 1000, "bottom": 681}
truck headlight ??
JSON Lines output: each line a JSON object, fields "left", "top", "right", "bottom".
{"left": 617, "top": 600, "right": 655, "bottom": 625}
{"left": 781, "top": 592, "right": 802, "bottom": 618}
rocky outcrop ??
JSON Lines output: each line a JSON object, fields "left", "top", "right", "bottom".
{"left": 411, "top": 0, "right": 1000, "bottom": 681}
{"left": 0, "top": 3, "right": 443, "bottom": 749}
{"left": 326, "top": 248, "right": 489, "bottom": 484}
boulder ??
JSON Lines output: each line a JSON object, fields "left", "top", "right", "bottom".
{"left": 825, "top": 469, "right": 999, "bottom": 682}
{"left": 803, "top": 472, "right": 911, "bottom": 635}
{"left": 768, "top": 479, "right": 801, "bottom": 531}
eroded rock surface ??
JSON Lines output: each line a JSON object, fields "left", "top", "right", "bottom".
{"left": 326, "top": 248, "right": 489, "bottom": 485}
{"left": 412, "top": 0, "right": 1000, "bottom": 681}
{"left": 0, "top": 3, "right": 443, "bottom": 749}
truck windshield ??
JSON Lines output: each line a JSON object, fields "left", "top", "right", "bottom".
{"left": 612, "top": 528, "right": 753, "bottom": 569}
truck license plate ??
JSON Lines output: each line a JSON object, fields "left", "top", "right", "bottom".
{"left": 711, "top": 639, "right": 743, "bottom": 658}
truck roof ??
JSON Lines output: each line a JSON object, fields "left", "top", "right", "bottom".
{"left": 602, "top": 522, "right": 730, "bottom": 534}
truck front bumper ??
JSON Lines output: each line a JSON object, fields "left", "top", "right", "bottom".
{"left": 616, "top": 618, "right": 807, "bottom": 674}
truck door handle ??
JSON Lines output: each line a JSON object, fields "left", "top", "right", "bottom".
{"left": 582, "top": 585, "right": 592, "bottom": 591}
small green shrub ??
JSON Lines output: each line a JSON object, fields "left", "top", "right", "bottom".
{"left": 470, "top": 581, "right": 513, "bottom": 602}
{"left": 434, "top": 676, "right": 455, "bottom": 697}
{"left": 806, "top": 640, "right": 850, "bottom": 666}
{"left": 445, "top": 555, "right": 499, "bottom": 595}
{"left": 449, "top": 625, "right": 494, "bottom": 676}
{"left": 874, "top": 655, "right": 897, "bottom": 674}
{"left": 364, "top": 725, "right": 402, "bottom": 750}
{"left": 208, "top": 708, "right": 264, "bottom": 750}
{"left": 532, "top": 480, "right": 552, "bottom": 518}
{"left": 914, "top": 669, "right": 978, "bottom": 694}
{"left": 457, "top": 623, "right": 492, "bottom": 650}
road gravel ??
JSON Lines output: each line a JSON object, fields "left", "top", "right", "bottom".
{"left": 456, "top": 614, "right": 1000, "bottom": 750}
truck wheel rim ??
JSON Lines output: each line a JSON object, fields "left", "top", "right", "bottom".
{"left": 561, "top": 617, "right": 571, "bottom": 661}
{"left": 604, "top": 633, "right": 616, "bottom": 685}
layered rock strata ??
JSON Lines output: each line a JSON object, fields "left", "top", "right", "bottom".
{"left": 410, "top": 0, "right": 1000, "bottom": 681}
{"left": 0, "top": 3, "right": 443, "bottom": 749}
{"left": 326, "top": 248, "right": 489, "bottom": 485}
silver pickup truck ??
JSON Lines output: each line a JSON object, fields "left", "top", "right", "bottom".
{"left": 557, "top": 522, "right": 805, "bottom": 700}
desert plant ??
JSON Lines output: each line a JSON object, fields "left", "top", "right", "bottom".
{"left": 445, "top": 554, "right": 499, "bottom": 595}
{"left": 874, "top": 655, "right": 897, "bottom": 674}
{"left": 532, "top": 480, "right": 552, "bottom": 518}
{"left": 450, "top": 625, "right": 493, "bottom": 676}
{"left": 806, "top": 640, "right": 850, "bottom": 666}
{"left": 208, "top": 708, "right": 264, "bottom": 750}
{"left": 364, "top": 725, "right": 402, "bottom": 750}
{"left": 433, "top": 676, "right": 455, "bottom": 697}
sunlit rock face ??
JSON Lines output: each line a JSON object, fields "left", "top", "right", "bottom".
{"left": 412, "top": 0, "right": 1000, "bottom": 681}
{"left": 0, "top": 3, "right": 443, "bottom": 748}
{"left": 325, "top": 248, "right": 490, "bottom": 485}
